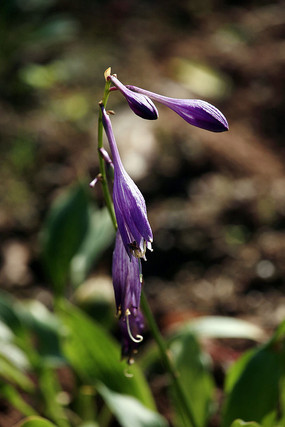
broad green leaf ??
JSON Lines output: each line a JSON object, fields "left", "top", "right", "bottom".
{"left": 224, "top": 349, "right": 256, "bottom": 394}
{"left": 230, "top": 420, "right": 261, "bottom": 427}
{"left": 0, "top": 291, "right": 64, "bottom": 367}
{"left": 97, "top": 382, "right": 168, "bottom": 427}
{"left": 261, "top": 411, "right": 278, "bottom": 427}
{"left": 41, "top": 183, "right": 89, "bottom": 295}
{"left": 16, "top": 416, "right": 57, "bottom": 427}
{"left": 0, "top": 383, "right": 36, "bottom": 417}
{"left": 181, "top": 316, "right": 265, "bottom": 342}
{"left": 58, "top": 301, "right": 156, "bottom": 410}
{"left": 0, "top": 341, "right": 30, "bottom": 370}
{"left": 70, "top": 206, "right": 115, "bottom": 287}
{"left": 0, "top": 318, "right": 14, "bottom": 341}
{"left": 222, "top": 345, "right": 282, "bottom": 426}
{"left": 0, "top": 291, "right": 27, "bottom": 338}
{"left": 169, "top": 333, "right": 214, "bottom": 427}
{"left": 19, "top": 300, "right": 64, "bottom": 365}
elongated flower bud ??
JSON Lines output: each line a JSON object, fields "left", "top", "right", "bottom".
{"left": 127, "top": 85, "right": 229, "bottom": 132}
{"left": 108, "top": 75, "right": 159, "bottom": 120}
{"left": 100, "top": 104, "right": 153, "bottom": 259}
{"left": 112, "top": 232, "right": 144, "bottom": 363}
{"left": 112, "top": 232, "right": 142, "bottom": 318}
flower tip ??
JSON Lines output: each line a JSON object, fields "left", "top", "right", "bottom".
{"left": 192, "top": 100, "right": 229, "bottom": 133}
{"left": 216, "top": 114, "right": 229, "bottom": 133}
{"left": 104, "top": 67, "right": 111, "bottom": 81}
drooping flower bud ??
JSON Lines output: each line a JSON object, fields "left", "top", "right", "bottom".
{"left": 108, "top": 75, "right": 159, "bottom": 120}
{"left": 127, "top": 85, "right": 229, "bottom": 132}
{"left": 112, "top": 231, "right": 142, "bottom": 318}
{"left": 100, "top": 103, "right": 153, "bottom": 259}
{"left": 112, "top": 231, "right": 144, "bottom": 363}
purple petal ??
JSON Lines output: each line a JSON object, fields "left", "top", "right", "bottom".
{"left": 127, "top": 85, "right": 229, "bottom": 132}
{"left": 100, "top": 105, "right": 153, "bottom": 258}
{"left": 109, "top": 76, "right": 159, "bottom": 120}
{"left": 112, "top": 232, "right": 141, "bottom": 316}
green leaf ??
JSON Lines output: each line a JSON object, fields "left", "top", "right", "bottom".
{"left": 38, "top": 366, "right": 70, "bottom": 427}
{"left": 70, "top": 206, "right": 115, "bottom": 287}
{"left": 182, "top": 316, "right": 265, "bottom": 341}
{"left": 97, "top": 382, "right": 168, "bottom": 427}
{"left": 0, "top": 355, "right": 34, "bottom": 391}
{"left": 16, "top": 416, "right": 57, "bottom": 427}
{"left": 169, "top": 333, "right": 214, "bottom": 427}
{"left": 0, "top": 291, "right": 64, "bottom": 367}
{"left": 41, "top": 183, "right": 89, "bottom": 295}
{"left": 58, "top": 301, "right": 156, "bottom": 410}
{"left": 230, "top": 420, "right": 261, "bottom": 427}
{"left": 0, "top": 291, "right": 27, "bottom": 338}
{"left": 222, "top": 344, "right": 282, "bottom": 426}
{"left": 19, "top": 300, "right": 65, "bottom": 365}
{"left": 0, "top": 383, "right": 37, "bottom": 417}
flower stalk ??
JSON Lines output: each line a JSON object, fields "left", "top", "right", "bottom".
{"left": 97, "top": 79, "right": 117, "bottom": 230}
{"left": 97, "top": 70, "right": 199, "bottom": 427}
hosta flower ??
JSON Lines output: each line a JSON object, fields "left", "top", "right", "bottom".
{"left": 100, "top": 103, "right": 153, "bottom": 259}
{"left": 127, "top": 85, "right": 229, "bottom": 132}
{"left": 108, "top": 75, "right": 159, "bottom": 120}
{"left": 112, "top": 231, "right": 144, "bottom": 363}
{"left": 112, "top": 232, "right": 142, "bottom": 318}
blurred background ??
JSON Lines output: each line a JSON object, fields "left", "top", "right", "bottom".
{"left": 0, "top": 0, "right": 285, "bottom": 424}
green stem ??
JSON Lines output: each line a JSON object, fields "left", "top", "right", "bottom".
{"left": 140, "top": 292, "right": 197, "bottom": 427}
{"left": 98, "top": 79, "right": 117, "bottom": 230}
{"left": 98, "top": 73, "right": 197, "bottom": 427}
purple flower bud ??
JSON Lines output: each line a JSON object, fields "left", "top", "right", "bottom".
{"left": 112, "top": 232, "right": 142, "bottom": 318}
{"left": 112, "top": 231, "right": 144, "bottom": 363}
{"left": 127, "top": 85, "right": 229, "bottom": 132}
{"left": 100, "top": 104, "right": 153, "bottom": 259}
{"left": 109, "top": 75, "right": 159, "bottom": 120}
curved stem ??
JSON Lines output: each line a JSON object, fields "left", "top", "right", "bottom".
{"left": 98, "top": 80, "right": 117, "bottom": 230}
{"left": 140, "top": 292, "right": 197, "bottom": 427}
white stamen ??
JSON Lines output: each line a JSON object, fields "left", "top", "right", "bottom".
{"left": 125, "top": 311, "right": 143, "bottom": 343}
{"left": 139, "top": 259, "right": 143, "bottom": 284}
{"left": 89, "top": 178, "right": 98, "bottom": 188}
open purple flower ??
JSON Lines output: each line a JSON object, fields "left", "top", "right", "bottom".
{"left": 108, "top": 75, "right": 159, "bottom": 120}
{"left": 100, "top": 103, "right": 153, "bottom": 259}
{"left": 112, "top": 231, "right": 144, "bottom": 363}
{"left": 127, "top": 85, "right": 229, "bottom": 132}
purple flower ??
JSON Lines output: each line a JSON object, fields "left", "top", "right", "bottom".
{"left": 112, "top": 231, "right": 144, "bottom": 363}
{"left": 108, "top": 75, "right": 159, "bottom": 120}
{"left": 127, "top": 85, "right": 229, "bottom": 132}
{"left": 100, "top": 103, "right": 153, "bottom": 259}
{"left": 112, "top": 231, "right": 142, "bottom": 318}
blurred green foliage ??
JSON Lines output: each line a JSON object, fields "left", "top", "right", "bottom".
{"left": 1, "top": 178, "right": 285, "bottom": 426}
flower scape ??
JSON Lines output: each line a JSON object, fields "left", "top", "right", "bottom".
{"left": 93, "top": 68, "right": 228, "bottom": 364}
